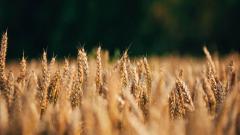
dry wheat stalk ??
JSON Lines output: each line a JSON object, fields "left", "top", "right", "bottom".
{"left": 49, "top": 56, "right": 56, "bottom": 76}
{"left": 40, "top": 51, "right": 50, "bottom": 115}
{"left": 121, "top": 59, "right": 128, "bottom": 89}
{"left": 202, "top": 75, "right": 216, "bottom": 115}
{"left": 96, "top": 46, "right": 103, "bottom": 94}
{"left": 62, "top": 58, "right": 70, "bottom": 81}
{"left": 173, "top": 86, "right": 186, "bottom": 119}
{"left": 176, "top": 70, "right": 194, "bottom": 112}
{"left": 169, "top": 89, "right": 176, "bottom": 119}
{"left": 130, "top": 66, "right": 139, "bottom": 98}
{"left": 62, "top": 58, "right": 73, "bottom": 100}
{"left": 0, "top": 31, "right": 7, "bottom": 81}
{"left": 70, "top": 75, "right": 83, "bottom": 108}
{"left": 203, "top": 46, "right": 216, "bottom": 74}
{"left": 120, "top": 51, "right": 129, "bottom": 89}
{"left": 77, "top": 49, "right": 84, "bottom": 86}
{"left": 143, "top": 57, "right": 152, "bottom": 103}
{"left": 225, "top": 60, "right": 236, "bottom": 95}
{"left": 169, "top": 70, "right": 194, "bottom": 119}
{"left": 0, "top": 32, "right": 8, "bottom": 99}
{"left": 136, "top": 59, "right": 144, "bottom": 84}
{"left": 138, "top": 87, "right": 150, "bottom": 120}
{"left": 70, "top": 50, "right": 84, "bottom": 108}
{"left": 79, "top": 48, "right": 89, "bottom": 91}
{"left": 204, "top": 47, "right": 225, "bottom": 111}
{"left": 17, "top": 55, "right": 27, "bottom": 88}
{"left": 6, "top": 71, "right": 14, "bottom": 108}
{"left": 47, "top": 70, "right": 61, "bottom": 104}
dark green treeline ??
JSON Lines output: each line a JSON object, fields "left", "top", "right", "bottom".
{"left": 0, "top": 0, "right": 239, "bottom": 58}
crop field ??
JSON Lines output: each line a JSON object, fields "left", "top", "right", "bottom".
{"left": 0, "top": 32, "right": 240, "bottom": 135}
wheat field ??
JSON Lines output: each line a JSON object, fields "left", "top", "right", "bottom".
{"left": 0, "top": 31, "right": 239, "bottom": 135}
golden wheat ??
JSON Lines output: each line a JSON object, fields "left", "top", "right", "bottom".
{"left": 0, "top": 33, "right": 239, "bottom": 135}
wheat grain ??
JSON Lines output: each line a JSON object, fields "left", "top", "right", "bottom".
{"left": 143, "top": 57, "right": 152, "bottom": 103}
{"left": 79, "top": 48, "right": 89, "bottom": 91}
{"left": 0, "top": 32, "right": 8, "bottom": 99}
{"left": 96, "top": 46, "right": 102, "bottom": 94}
{"left": 0, "top": 33, "right": 239, "bottom": 135}
{"left": 17, "top": 55, "right": 27, "bottom": 87}
{"left": 40, "top": 51, "right": 50, "bottom": 115}
{"left": 0, "top": 31, "right": 7, "bottom": 81}
{"left": 202, "top": 75, "right": 216, "bottom": 115}
{"left": 47, "top": 71, "right": 61, "bottom": 104}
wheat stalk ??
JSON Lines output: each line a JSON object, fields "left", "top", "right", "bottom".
{"left": 47, "top": 70, "right": 61, "bottom": 104}
{"left": 40, "top": 51, "right": 50, "bottom": 115}
{"left": 49, "top": 56, "right": 56, "bottom": 76}
{"left": 0, "top": 31, "right": 7, "bottom": 81}
{"left": 0, "top": 32, "right": 8, "bottom": 99}
{"left": 17, "top": 55, "right": 27, "bottom": 88}
{"left": 6, "top": 71, "right": 14, "bottom": 108}
{"left": 79, "top": 48, "right": 89, "bottom": 91}
{"left": 96, "top": 46, "right": 103, "bottom": 94}
{"left": 204, "top": 47, "right": 225, "bottom": 112}
{"left": 203, "top": 46, "right": 216, "bottom": 74}
{"left": 202, "top": 75, "right": 216, "bottom": 116}
{"left": 143, "top": 57, "right": 152, "bottom": 103}
{"left": 225, "top": 60, "right": 236, "bottom": 94}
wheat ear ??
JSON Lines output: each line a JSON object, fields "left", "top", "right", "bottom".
{"left": 40, "top": 51, "right": 50, "bottom": 115}
{"left": 0, "top": 32, "right": 8, "bottom": 99}
{"left": 0, "top": 31, "right": 7, "bottom": 81}
{"left": 96, "top": 46, "right": 102, "bottom": 94}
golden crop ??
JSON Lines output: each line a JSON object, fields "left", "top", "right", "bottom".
{"left": 0, "top": 31, "right": 239, "bottom": 135}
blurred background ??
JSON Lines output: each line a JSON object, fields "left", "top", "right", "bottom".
{"left": 0, "top": 0, "right": 240, "bottom": 59}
